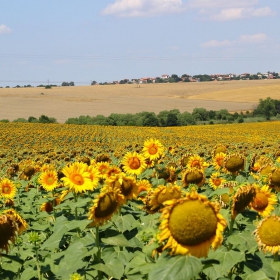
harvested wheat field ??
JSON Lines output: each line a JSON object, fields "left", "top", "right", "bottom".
{"left": 1, "top": 79, "right": 280, "bottom": 123}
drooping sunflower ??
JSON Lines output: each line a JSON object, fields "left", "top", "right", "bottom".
{"left": 121, "top": 151, "right": 147, "bottom": 175}
{"left": 40, "top": 198, "right": 61, "bottom": 213}
{"left": 212, "top": 152, "right": 226, "bottom": 171}
{"left": 182, "top": 168, "right": 205, "bottom": 187}
{"left": 88, "top": 189, "right": 124, "bottom": 227}
{"left": 105, "top": 165, "right": 122, "bottom": 180}
{"left": 231, "top": 183, "right": 256, "bottom": 219}
{"left": 254, "top": 215, "right": 280, "bottom": 254}
{"left": 3, "top": 209, "right": 28, "bottom": 234}
{"left": 107, "top": 173, "right": 138, "bottom": 201}
{"left": 38, "top": 170, "right": 59, "bottom": 192}
{"left": 209, "top": 172, "right": 226, "bottom": 190}
{"left": 179, "top": 153, "right": 193, "bottom": 168}
{"left": 142, "top": 138, "right": 164, "bottom": 161}
{"left": 212, "top": 144, "right": 227, "bottom": 158}
{"left": 269, "top": 168, "right": 280, "bottom": 188}
{"left": 0, "top": 213, "right": 18, "bottom": 253}
{"left": 0, "top": 178, "right": 17, "bottom": 200}
{"left": 218, "top": 181, "right": 236, "bottom": 208}
{"left": 159, "top": 189, "right": 227, "bottom": 258}
{"left": 145, "top": 184, "right": 183, "bottom": 213}
{"left": 224, "top": 153, "right": 245, "bottom": 173}
{"left": 61, "top": 162, "right": 93, "bottom": 193}
{"left": 250, "top": 185, "right": 277, "bottom": 217}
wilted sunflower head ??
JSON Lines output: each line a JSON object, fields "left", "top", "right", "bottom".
{"left": 259, "top": 163, "right": 274, "bottom": 177}
{"left": 212, "top": 144, "right": 227, "bottom": 157}
{"left": 231, "top": 183, "right": 256, "bottom": 219}
{"left": 3, "top": 209, "right": 28, "bottom": 235}
{"left": 159, "top": 189, "right": 227, "bottom": 258}
{"left": 179, "top": 153, "right": 193, "bottom": 168}
{"left": 0, "top": 213, "right": 18, "bottom": 253}
{"left": 218, "top": 181, "right": 237, "bottom": 207}
{"left": 269, "top": 168, "right": 280, "bottom": 187}
{"left": 224, "top": 153, "right": 245, "bottom": 173}
{"left": 95, "top": 153, "right": 111, "bottom": 163}
{"left": 107, "top": 173, "right": 138, "bottom": 201}
{"left": 254, "top": 215, "right": 280, "bottom": 255}
{"left": 88, "top": 189, "right": 124, "bottom": 227}
{"left": 144, "top": 184, "right": 183, "bottom": 213}
{"left": 182, "top": 168, "right": 205, "bottom": 187}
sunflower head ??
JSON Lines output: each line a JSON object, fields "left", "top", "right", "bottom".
{"left": 212, "top": 144, "right": 227, "bottom": 157}
{"left": 0, "top": 213, "right": 18, "bottom": 253}
{"left": 182, "top": 168, "right": 205, "bottom": 187}
{"left": 159, "top": 189, "right": 227, "bottom": 258}
{"left": 142, "top": 138, "right": 164, "bottom": 161}
{"left": 137, "top": 180, "right": 152, "bottom": 200}
{"left": 145, "top": 184, "right": 183, "bottom": 213}
{"left": 259, "top": 164, "right": 274, "bottom": 177}
{"left": 212, "top": 152, "right": 226, "bottom": 171}
{"left": 40, "top": 198, "right": 61, "bottom": 213}
{"left": 250, "top": 185, "right": 277, "bottom": 217}
{"left": 3, "top": 209, "right": 28, "bottom": 235}
{"left": 254, "top": 215, "right": 280, "bottom": 255}
{"left": 231, "top": 183, "right": 256, "bottom": 219}
{"left": 38, "top": 170, "right": 59, "bottom": 192}
{"left": 209, "top": 172, "right": 226, "bottom": 190}
{"left": 121, "top": 151, "right": 147, "bottom": 175}
{"left": 224, "top": 153, "right": 245, "bottom": 173}
{"left": 179, "top": 153, "right": 193, "bottom": 168}
{"left": 187, "top": 155, "right": 204, "bottom": 169}
{"left": 88, "top": 189, "right": 124, "bottom": 227}
{"left": 269, "top": 168, "right": 280, "bottom": 187}
{"left": 0, "top": 178, "right": 17, "bottom": 200}
{"left": 96, "top": 153, "right": 112, "bottom": 163}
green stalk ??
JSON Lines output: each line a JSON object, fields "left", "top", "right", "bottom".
{"left": 229, "top": 218, "right": 235, "bottom": 236}
{"left": 73, "top": 191, "right": 78, "bottom": 220}
{"left": 275, "top": 254, "right": 279, "bottom": 280}
{"left": 96, "top": 226, "right": 102, "bottom": 280}
{"left": 52, "top": 190, "right": 56, "bottom": 221}
{"left": 35, "top": 243, "right": 41, "bottom": 280}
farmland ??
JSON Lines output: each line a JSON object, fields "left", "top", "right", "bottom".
{"left": 1, "top": 121, "right": 280, "bottom": 279}
{"left": 1, "top": 79, "right": 280, "bottom": 123}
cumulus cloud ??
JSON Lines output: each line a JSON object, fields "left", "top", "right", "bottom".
{"left": 186, "top": 0, "right": 276, "bottom": 21}
{"left": 209, "top": 7, "right": 275, "bottom": 21}
{"left": 0, "top": 24, "right": 11, "bottom": 34}
{"left": 202, "top": 33, "right": 268, "bottom": 48}
{"left": 101, "top": 0, "right": 185, "bottom": 17}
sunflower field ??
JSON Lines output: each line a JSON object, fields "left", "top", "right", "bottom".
{"left": 1, "top": 121, "right": 280, "bottom": 280}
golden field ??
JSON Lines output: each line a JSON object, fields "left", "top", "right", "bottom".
{"left": 0, "top": 79, "right": 280, "bottom": 123}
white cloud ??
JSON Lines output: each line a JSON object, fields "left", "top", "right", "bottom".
{"left": 202, "top": 33, "right": 268, "bottom": 48}
{"left": 101, "top": 0, "right": 185, "bottom": 17}
{"left": 0, "top": 24, "right": 11, "bottom": 34}
{"left": 209, "top": 7, "right": 275, "bottom": 21}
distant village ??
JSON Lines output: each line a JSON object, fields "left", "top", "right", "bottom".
{"left": 95, "top": 71, "right": 280, "bottom": 85}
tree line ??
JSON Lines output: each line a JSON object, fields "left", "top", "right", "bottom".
{"left": 0, "top": 98, "right": 279, "bottom": 125}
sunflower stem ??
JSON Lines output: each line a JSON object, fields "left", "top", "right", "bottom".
{"left": 96, "top": 226, "right": 102, "bottom": 280}
{"left": 229, "top": 218, "right": 235, "bottom": 236}
{"left": 275, "top": 254, "right": 280, "bottom": 280}
{"left": 34, "top": 244, "right": 42, "bottom": 280}
{"left": 52, "top": 191, "right": 56, "bottom": 221}
{"left": 73, "top": 191, "right": 78, "bottom": 220}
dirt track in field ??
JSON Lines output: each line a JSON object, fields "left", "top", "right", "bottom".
{"left": 1, "top": 79, "right": 280, "bottom": 123}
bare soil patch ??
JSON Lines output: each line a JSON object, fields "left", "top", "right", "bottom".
{"left": 1, "top": 79, "right": 280, "bottom": 123}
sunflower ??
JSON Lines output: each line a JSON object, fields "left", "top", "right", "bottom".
{"left": 95, "top": 161, "right": 111, "bottom": 179}
{"left": 212, "top": 152, "right": 226, "bottom": 171}
{"left": 159, "top": 189, "right": 227, "bottom": 258}
{"left": 182, "top": 168, "right": 205, "bottom": 187}
{"left": 0, "top": 178, "right": 17, "bottom": 199}
{"left": 179, "top": 153, "right": 193, "bottom": 168}
{"left": 209, "top": 172, "right": 226, "bottom": 190}
{"left": 219, "top": 181, "right": 236, "bottom": 207}
{"left": 137, "top": 179, "right": 152, "bottom": 200}
{"left": 250, "top": 185, "right": 277, "bottom": 217}
{"left": 145, "top": 184, "right": 183, "bottom": 213}
{"left": 0, "top": 213, "right": 18, "bottom": 253}
{"left": 61, "top": 162, "right": 93, "bottom": 193}
{"left": 212, "top": 144, "right": 227, "bottom": 157}
{"left": 231, "top": 183, "right": 256, "bottom": 219}
{"left": 187, "top": 155, "right": 204, "bottom": 170}
{"left": 107, "top": 173, "right": 138, "bottom": 201}
{"left": 121, "top": 151, "right": 147, "bottom": 175}
{"left": 38, "top": 170, "right": 59, "bottom": 192}
{"left": 86, "top": 165, "right": 100, "bottom": 189}
{"left": 224, "top": 153, "right": 245, "bottom": 173}
{"left": 3, "top": 209, "right": 28, "bottom": 235}
{"left": 88, "top": 189, "right": 124, "bottom": 227}
{"left": 254, "top": 215, "right": 280, "bottom": 255}
{"left": 40, "top": 198, "right": 61, "bottom": 213}
{"left": 269, "top": 168, "right": 280, "bottom": 187}
{"left": 105, "top": 165, "right": 122, "bottom": 180}
{"left": 142, "top": 138, "right": 164, "bottom": 161}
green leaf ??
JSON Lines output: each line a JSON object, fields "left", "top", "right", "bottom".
{"left": 113, "top": 214, "right": 138, "bottom": 232}
{"left": 102, "top": 234, "right": 143, "bottom": 248}
{"left": 92, "top": 258, "right": 124, "bottom": 280}
{"left": 208, "top": 249, "right": 245, "bottom": 274}
{"left": 271, "top": 260, "right": 280, "bottom": 272}
{"left": 20, "top": 266, "right": 38, "bottom": 280}
{"left": 148, "top": 254, "right": 202, "bottom": 280}
{"left": 245, "top": 270, "right": 270, "bottom": 280}
{"left": 209, "top": 187, "right": 230, "bottom": 197}
{"left": 203, "top": 264, "right": 224, "bottom": 279}
{"left": 227, "top": 231, "right": 258, "bottom": 252}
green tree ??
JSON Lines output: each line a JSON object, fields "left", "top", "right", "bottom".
{"left": 254, "top": 97, "right": 277, "bottom": 120}
{"left": 142, "top": 112, "right": 159, "bottom": 127}
{"left": 192, "top": 108, "right": 209, "bottom": 121}
{"left": 166, "top": 113, "right": 178, "bottom": 126}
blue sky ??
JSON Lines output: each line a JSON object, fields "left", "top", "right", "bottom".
{"left": 0, "top": 0, "right": 279, "bottom": 86}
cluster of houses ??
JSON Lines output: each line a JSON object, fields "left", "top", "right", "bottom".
{"left": 105, "top": 71, "right": 279, "bottom": 85}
